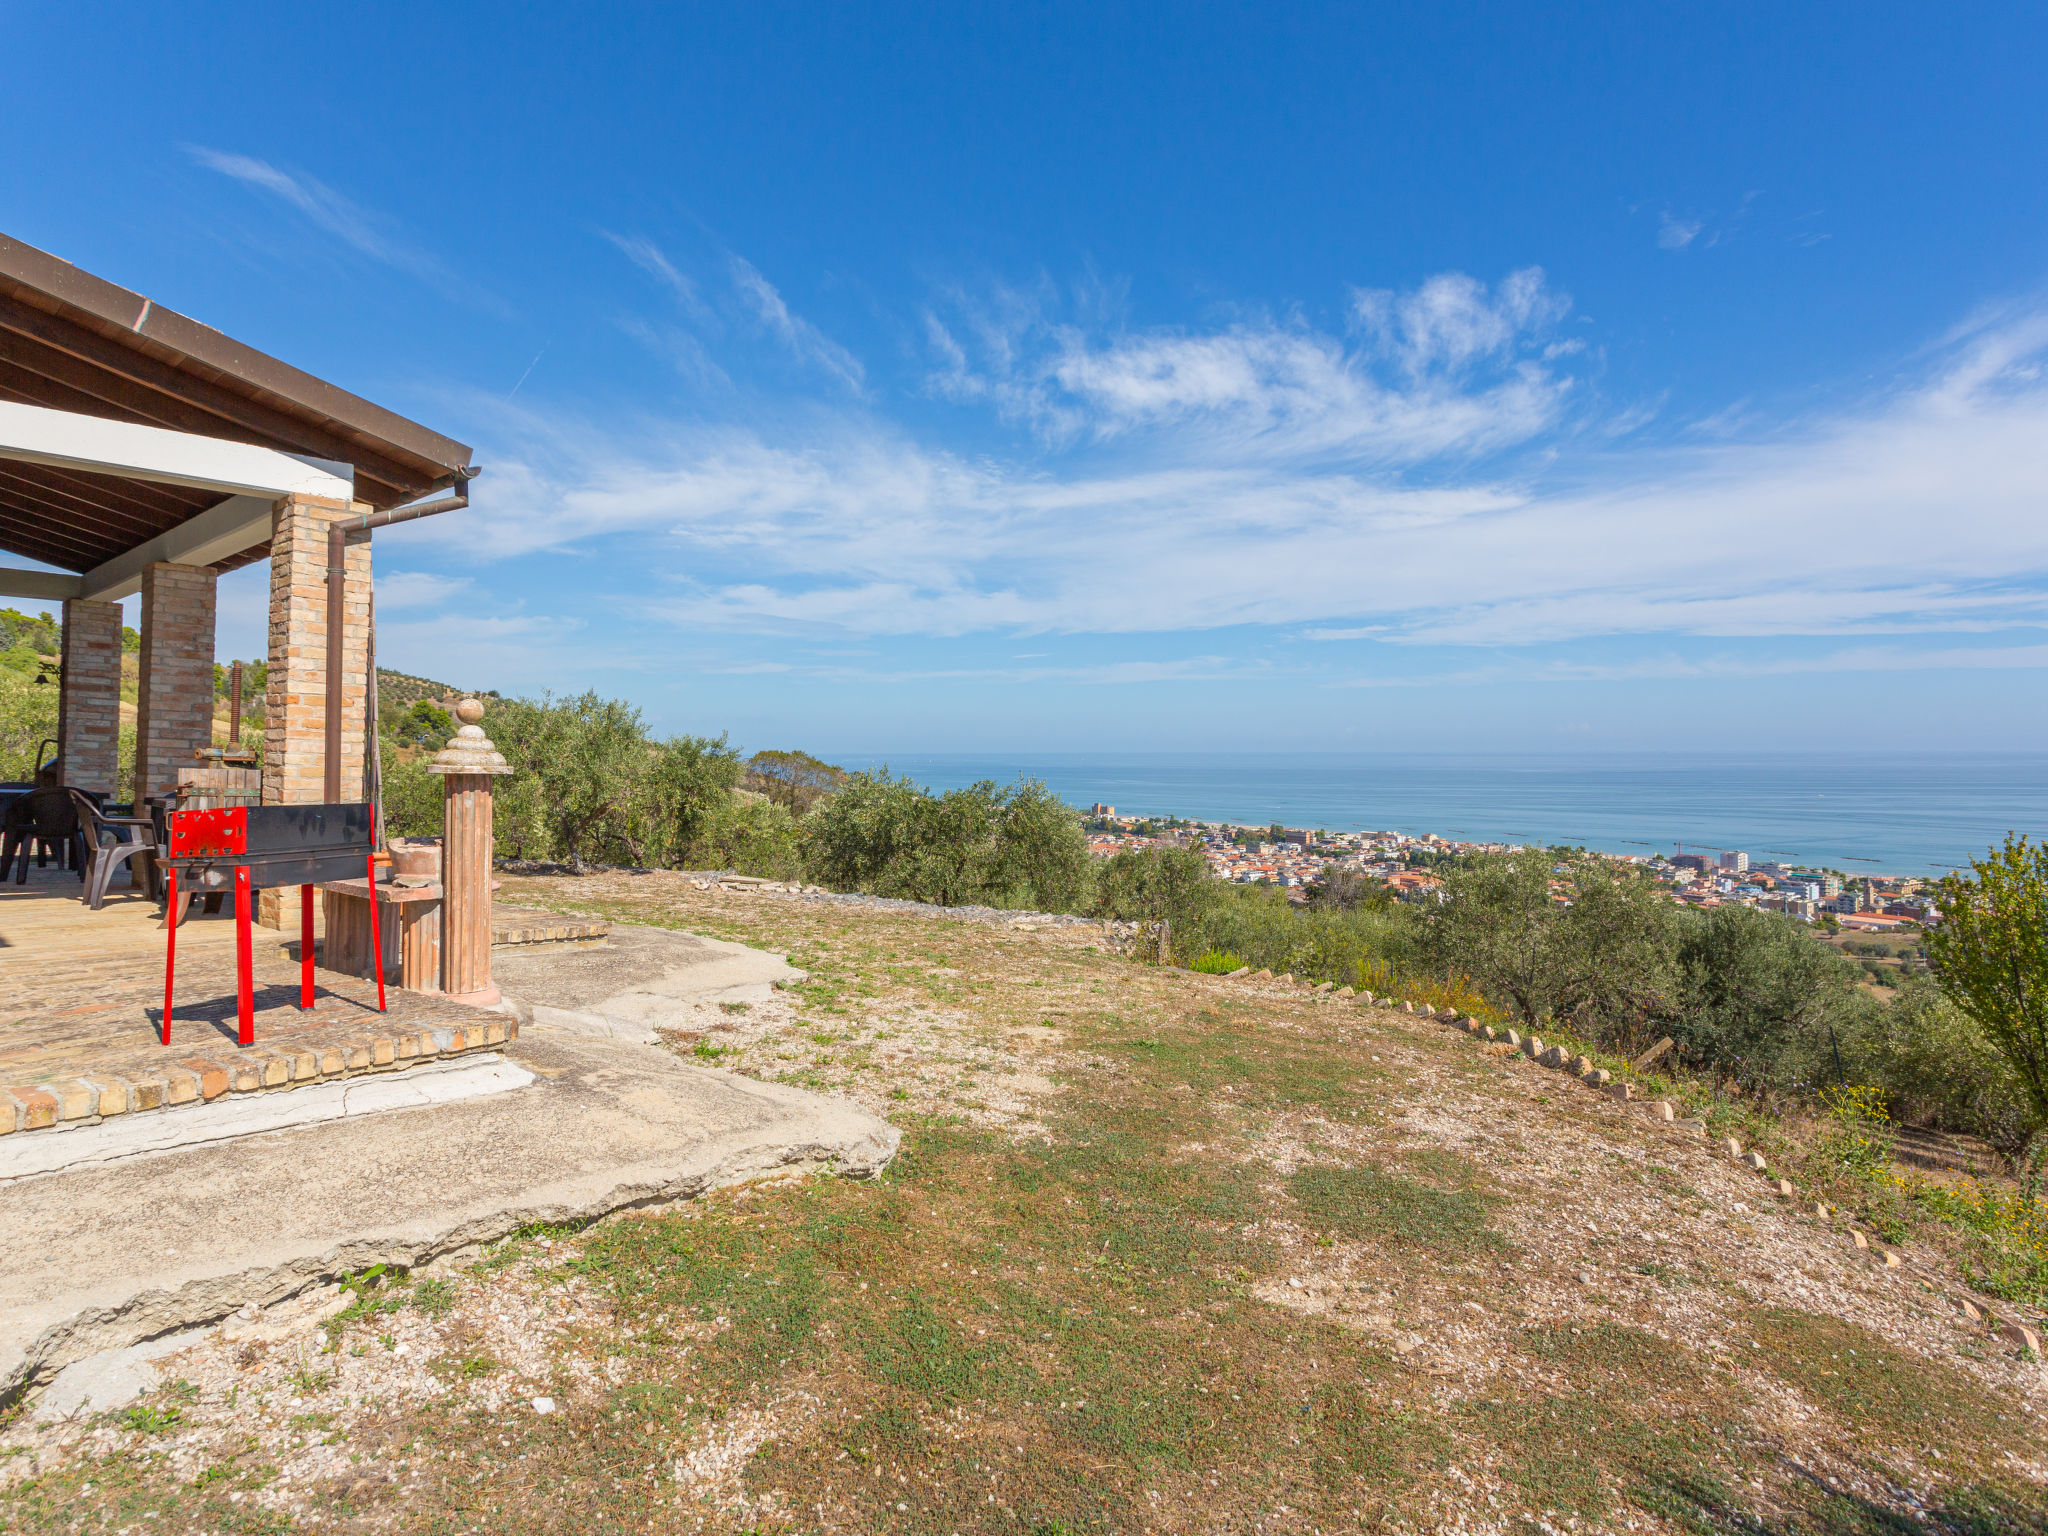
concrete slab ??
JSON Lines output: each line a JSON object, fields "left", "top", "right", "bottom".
{"left": 493, "top": 921, "right": 806, "bottom": 1043}
{"left": 32, "top": 1332, "right": 195, "bottom": 1421}
{"left": 1, "top": 1030, "right": 897, "bottom": 1401}
{"left": 0, "top": 1054, "right": 534, "bottom": 1183}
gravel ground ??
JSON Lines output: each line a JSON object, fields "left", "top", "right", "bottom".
{"left": 5, "top": 869, "right": 2043, "bottom": 1535}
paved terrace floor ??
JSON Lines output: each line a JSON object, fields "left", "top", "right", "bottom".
{"left": 1, "top": 865, "right": 511, "bottom": 1135}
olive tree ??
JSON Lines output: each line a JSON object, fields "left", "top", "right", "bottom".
{"left": 1421, "top": 849, "right": 1673, "bottom": 1041}
{"left": 1927, "top": 834, "right": 2048, "bottom": 1183}
{"left": 803, "top": 770, "right": 1088, "bottom": 910}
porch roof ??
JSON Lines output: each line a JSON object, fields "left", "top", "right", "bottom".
{"left": 0, "top": 231, "right": 473, "bottom": 585}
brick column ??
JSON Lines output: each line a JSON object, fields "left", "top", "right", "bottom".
{"left": 263, "top": 494, "right": 374, "bottom": 805}
{"left": 261, "top": 493, "right": 371, "bottom": 924}
{"left": 132, "top": 563, "right": 218, "bottom": 806}
{"left": 56, "top": 598, "right": 123, "bottom": 795}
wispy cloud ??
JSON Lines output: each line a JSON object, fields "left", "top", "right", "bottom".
{"left": 422, "top": 279, "right": 2048, "bottom": 682}
{"left": 1658, "top": 212, "right": 1702, "bottom": 250}
{"left": 599, "top": 233, "right": 865, "bottom": 392}
{"left": 600, "top": 231, "right": 710, "bottom": 317}
{"left": 186, "top": 146, "right": 505, "bottom": 313}
{"left": 1337, "top": 642, "right": 2048, "bottom": 689}
{"left": 727, "top": 255, "right": 865, "bottom": 391}
{"left": 924, "top": 267, "right": 1578, "bottom": 461}
{"left": 371, "top": 571, "right": 472, "bottom": 610}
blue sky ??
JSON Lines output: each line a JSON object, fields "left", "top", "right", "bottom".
{"left": 6, "top": 2, "right": 2048, "bottom": 755}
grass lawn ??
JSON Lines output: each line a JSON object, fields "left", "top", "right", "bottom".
{"left": 4, "top": 872, "right": 2043, "bottom": 1534}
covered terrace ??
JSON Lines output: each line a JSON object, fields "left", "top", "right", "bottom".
{"left": 0, "top": 231, "right": 515, "bottom": 1147}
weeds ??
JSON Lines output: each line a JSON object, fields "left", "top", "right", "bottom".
{"left": 411, "top": 1277, "right": 457, "bottom": 1317}
{"left": 1914, "top": 1178, "right": 2048, "bottom": 1304}
{"left": 1289, "top": 1162, "right": 1509, "bottom": 1260}
{"left": 117, "top": 1404, "right": 182, "bottom": 1435}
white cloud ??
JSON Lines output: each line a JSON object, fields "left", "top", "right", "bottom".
{"left": 429, "top": 285, "right": 2048, "bottom": 668}
{"left": 1350, "top": 268, "right": 1571, "bottom": 375}
{"left": 924, "top": 268, "right": 1577, "bottom": 461}
{"left": 600, "top": 234, "right": 866, "bottom": 393}
{"left": 600, "top": 231, "right": 709, "bottom": 316}
{"left": 185, "top": 147, "right": 502, "bottom": 315}
{"left": 1338, "top": 642, "right": 2048, "bottom": 689}
{"left": 371, "top": 571, "right": 472, "bottom": 610}
{"left": 727, "top": 255, "right": 865, "bottom": 392}
{"left": 1658, "top": 212, "right": 1702, "bottom": 250}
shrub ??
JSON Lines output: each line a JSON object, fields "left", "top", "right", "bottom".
{"left": 378, "top": 739, "right": 444, "bottom": 839}
{"left": 1191, "top": 950, "right": 1246, "bottom": 975}
{"left": 803, "top": 770, "right": 1088, "bottom": 909}
{"left": 686, "top": 793, "right": 804, "bottom": 880}
{"left": 0, "top": 664, "right": 57, "bottom": 781}
{"left": 1913, "top": 1179, "right": 2048, "bottom": 1305}
{"left": 1811, "top": 1084, "right": 1894, "bottom": 1181}
{"left": 1419, "top": 850, "right": 1675, "bottom": 1045}
{"left": 1855, "top": 979, "right": 2035, "bottom": 1157}
{"left": 1928, "top": 834, "right": 2048, "bottom": 1185}
{"left": 744, "top": 749, "right": 846, "bottom": 813}
{"left": 1671, "top": 905, "right": 1875, "bottom": 1094}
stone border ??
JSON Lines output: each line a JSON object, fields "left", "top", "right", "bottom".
{"left": 1211, "top": 966, "right": 2047, "bottom": 1360}
{"left": 0, "top": 1018, "right": 517, "bottom": 1139}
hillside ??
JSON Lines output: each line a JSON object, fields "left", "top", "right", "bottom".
{"left": 375, "top": 668, "right": 484, "bottom": 708}
{"left": 8, "top": 871, "right": 2041, "bottom": 1535}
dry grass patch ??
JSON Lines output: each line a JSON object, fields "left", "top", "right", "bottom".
{"left": 6, "top": 872, "right": 2046, "bottom": 1534}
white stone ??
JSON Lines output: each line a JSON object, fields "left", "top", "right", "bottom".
{"left": 533, "top": 1396, "right": 556, "bottom": 1414}
{"left": 1996, "top": 1322, "right": 2041, "bottom": 1352}
{"left": 34, "top": 1332, "right": 198, "bottom": 1421}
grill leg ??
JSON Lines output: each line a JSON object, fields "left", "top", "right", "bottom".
{"left": 234, "top": 864, "right": 255, "bottom": 1047}
{"left": 367, "top": 856, "right": 387, "bottom": 1012}
{"left": 300, "top": 883, "right": 315, "bottom": 1009}
{"left": 161, "top": 866, "right": 177, "bottom": 1047}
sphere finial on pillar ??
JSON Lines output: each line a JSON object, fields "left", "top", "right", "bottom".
{"left": 426, "top": 699, "right": 512, "bottom": 779}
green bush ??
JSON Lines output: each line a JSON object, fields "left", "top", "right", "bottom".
{"left": 1191, "top": 950, "right": 1246, "bottom": 975}
{"left": 1854, "top": 978, "right": 2035, "bottom": 1155}
{"left": 1671, "top": 904, "right": 1875, "bottom": 1094}
{"left": 686, "top": 792, "right": 805, "bottom": 880}
{"left": 378, "top": 740, "right": 444, "bottom": 840}
{"left": 803, "top": 769, "right": 1087, "bottom": 909}
{"left": 0, "top": 665, "right": 57, "bottom": 781}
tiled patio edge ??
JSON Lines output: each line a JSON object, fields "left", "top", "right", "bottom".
{"left": 0, "top": 1017, "right": 517, "bottom": 1135}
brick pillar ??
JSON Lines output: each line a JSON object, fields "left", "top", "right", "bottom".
{"left": 56, "top": 598, "right": 123, "bottom": 795}
{"left": 132, "top": 563, "right": 218, "bottom": 806}
{"left": 261, "top": 494, "right": 371, "bottom": 924}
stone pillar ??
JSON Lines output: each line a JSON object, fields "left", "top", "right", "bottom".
{"left": 260, "top": 493, "right": 370, "bottom": 925}
{"left": 132, "top": 563, "right": 218, "bottom": 806}
{"left": 427, "top": 699, "right": 512, "bottom": 1006}
{"left": 56, "top": 598, "right": 123, "bottom": 795}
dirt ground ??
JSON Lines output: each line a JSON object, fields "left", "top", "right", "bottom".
{"left": 3, "top": 868, "right": 2043, "bottom": 1536}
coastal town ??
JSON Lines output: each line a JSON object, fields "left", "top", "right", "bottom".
{"left": 1082, "top": 805, "right": 1937, "bottom": 930}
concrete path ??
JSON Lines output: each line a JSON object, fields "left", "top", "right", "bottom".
{"left": 494, "top": 921, "right": 806, "bottom": 1043}
{"left": 1, "top": 1029, "right": 897, "bottom": 1400}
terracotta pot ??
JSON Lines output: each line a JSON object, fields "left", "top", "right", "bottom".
{"left": 386, "top": 836, "right": 443, "bottom": 880}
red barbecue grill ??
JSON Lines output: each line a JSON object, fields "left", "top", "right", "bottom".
{"left": 160, "top": 802, "right": 386, "bottom": 1046}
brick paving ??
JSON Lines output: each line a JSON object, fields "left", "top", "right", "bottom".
{"left": 0, "top": 866, "right": 512, "bottom": 1136}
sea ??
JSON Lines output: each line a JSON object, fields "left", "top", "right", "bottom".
{"left": 832, "top": 753, "right": 2048, "bottom": 878}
